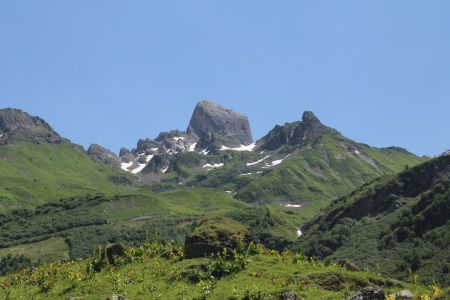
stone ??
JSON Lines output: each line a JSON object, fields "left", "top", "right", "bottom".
{"left": 279, "top": 291, "right": 301, "bottom": 300}
{"left": 105, "top": 243, "right": 126, "bottom": 265}
{"left": 87, "top": 144, "right": 121, "bottom": 166}
{"left": 389, "top": 290, "right": 413, "bottom": 299}
{"left": 184, "top": 217, "right": 250, "bottom": 259}
{"left": 187, "top": 100, "right": 253, "bottom": 147}
{"left": 106, "top": 295, "right": 127, "bottom": 300}
{"left": 0, "top": 108, "right": 61, "bottom": 144}
{"left": 348, "top": 287, "right": 385, "bottom": 300}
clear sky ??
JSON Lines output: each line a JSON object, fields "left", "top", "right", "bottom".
{"left": 0, "top": 1, "right": 449, "bottom": 156}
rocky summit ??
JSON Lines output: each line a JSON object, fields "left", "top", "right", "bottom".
{"left": 257, "top": 111, "right": 335, "bottom": 151}
{"left": 87, "top": 144, "right": 121, "bottom": 166}
{"left": 187, "top": 100, "right": 253, "bottom": 147}
{"left": 0, "top": 108, "right": 61, "bottom": 144}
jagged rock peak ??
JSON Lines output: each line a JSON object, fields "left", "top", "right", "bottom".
{"left": 257, "top": 110, "right": 334, "bottom": 151}
{"left": 187, "top": 100, "right": 253, "bottom": 146}
{"left": 0, "top": 108, "right": 61, "bottom": 144}
{"left": 0, "top": 108, "right": 53, "bottom": 132}
{"left": 302, "top": 111, "right": 321, "bottom": 124}
{"left": 87, "top": 144, "right": 121, "bottom": 166}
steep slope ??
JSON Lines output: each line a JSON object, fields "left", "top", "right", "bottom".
{"left": 0, "top": 109, "right": 134, "bottom": 211}
{"left": 232, "top": 112, "right": 425, "bottom": 215}
{"left": 296, "top": 154, "right": 450, "bottom": 285}
{"left": 117, "top": 101, "right": 254, "bottom": 179}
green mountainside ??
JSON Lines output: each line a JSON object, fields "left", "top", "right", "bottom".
{"left": 1, "top": 103, "right": 448, "bottom": 297}
{"left": 297, "top": 154, "right": 450, "bottom": 285}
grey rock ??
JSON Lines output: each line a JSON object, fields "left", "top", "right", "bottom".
{"left": 257, "top": 111, "right": 335, "bottom": 151}
{"left": 279, "top": 291, "right": 301, "bottom": 300}
{"left": 0, "top": 108, "right": 61, "bottom": 144}
{"left": 106, "top": 295, "right": 126, "bottom": 300}
{"left": 389, "top": 290, "right": 413, "bottom": 299}
{"left": 187, "top": 100, "right": 253, "bottom": 147}
{"left": 87, "top": 144, "right": 121, "bottom": 166}
{"left": 348, "top": 287, "right": 385, "bottom": 300}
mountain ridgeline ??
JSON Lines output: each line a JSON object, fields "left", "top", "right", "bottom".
{"left": 0, "top": 100, "right": 447, "bottom": 297}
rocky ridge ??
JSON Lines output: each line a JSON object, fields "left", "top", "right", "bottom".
{"left": 0, "top": 108, "right": 61, "bottom": 145}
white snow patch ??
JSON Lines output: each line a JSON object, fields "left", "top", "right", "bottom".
{"left": 296, "top": 228, "right": 302, "bottom": 237}
{"left": 247, "top": 155, "right": 270, "bottom": 166}
{"left": 225, "top": 191, "right": 233, "bottom": 194}
{"left": 173, "top": 137, "right": 185, "bottom": 142}
{"left": 131, "top": 163, "right": 146, "bottom": 174}
{"left": 264, "top": 154, "right": 291, "bottom": 168}
{"left": 354, "top": 149, "right": 361, "bottom": 155}
{"left": 267, "top": 159, "right": 284, "bottom": 167}
{"left": 202, "top": 163, "right": 224, "bottom": 169}
{"left": 220, "top": 143, "right": 256, "bottom": 152}
{"left": 120, "top": 161, "right": 133, "bottom": 171}
{"left": 0, "top": 134, "right": 3, "bottom": 138}
{"left": 161, "top": 167, "right": 169, "bottom": 173}
{"left": 145, "top": 155, "right": 154, "bottom": 163}
{"left": 281, "top": 204, "right": 302, "bottom": 208}
{"left": 189, "top": 143, "right": 197, "bottom": 152}
{"left": 240, "top": 172, "right": 253, "bottom": 176}
{"left": 150, "top": 147, "right": 159, "bottom": 151}
{"left": 199, "top": 149, "right": 209, "bottom": 155}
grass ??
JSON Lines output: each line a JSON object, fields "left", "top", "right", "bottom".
{"left": 0, "top": 141, "right": 135, "bottom": 211}
{"left": 0, "top": 241, "right": 441, "bottom": 300}
{"left": 0, "top": 237, "right": 69, "bottom": 264}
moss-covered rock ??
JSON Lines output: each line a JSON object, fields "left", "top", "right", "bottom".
{"left": 184, "top": 217, "right": 249, "bottom": 258}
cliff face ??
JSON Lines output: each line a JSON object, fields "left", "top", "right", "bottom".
{"left": 0, "top": 108, "right": 61, "bottom": 144}
{"left": 187, "top": 100, "right": 253, "bottom": 146}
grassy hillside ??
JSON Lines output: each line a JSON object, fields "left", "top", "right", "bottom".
{"left": 0, "top": 241, "right": 443, "bottom": 300}
{"left": 234, "top": 132, "right": 425, "bottom": 218}
{"left": 0, "top": 188, "right": 308, "bottom": 271}
{"left": 0, "top": 141, "right": 135, "bottom": 211}
{"left": 297, "top": 155, "right": 450, "bottom": 285}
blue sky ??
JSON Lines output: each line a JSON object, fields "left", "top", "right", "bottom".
{"left": 0, "top": 1, "right": 449, "bottom": 156}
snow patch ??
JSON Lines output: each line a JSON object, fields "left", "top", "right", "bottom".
{"left": 281, "top": 204, "right": 302, "bottom": 208}
{"left": 247, "top": 155, "right": 270, "bottom": 166}
{"left": 173, "top": 137, "right": 185, "bottom": 142}
{"left": 202, "top": 163, "right": 224, "bottom": 169}
{"left": 131, "top": 164, "right": 146, "bottom": 174}
{"left": 240, "top": 173, "right": 253, "bottom": 176}
{"left": 0, "top": 134, "right": 3, "bottom": 138}
{"left": 220, "top": 143, "right": 256, "bottom": 152}
{"left": 161, "top": 167, "right": 169, "bottom": 173}
{"left": 150, "top": 147, "right": 159, "bottom": 151}
{"left": 189, "top": 143, "right": 197, "bottom": 152}
{"left": 225, "top": 191, "right": 233, "bottom": 194}
{"left": 199, "top": 149, "right": 209, "bottom": 155}
{"left": 120, "top": 161, "right": 133, "bottom": 171}
{"left": 264, "top": 154, "right": 291, "bottom": 168}
{"left": 296, "top": 228, "right": 302, "bottom": 237}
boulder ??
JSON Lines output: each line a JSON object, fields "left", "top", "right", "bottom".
{"left": 279, "top": 291, "right": 301, "bottom": 300}
{"left": 184, "top": 217, "right": 250, "bottom": 259}
{"left": 348, "top": 287, "right": 385, "bottom": 300}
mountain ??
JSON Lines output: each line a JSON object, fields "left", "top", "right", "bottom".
{"left": 116, "top": 100, "right": 253, "bottom": 178}
{"left": 0, "top": 109, "right": 135, "bottom": 211}
{"left": 296, "top": 155, "right": 450, "bottom": 285}
{"left": 187, "top": 100, "right": 253, "bottom": 149}
{"left": 0, "top": 108, "right": 61, "bottom": 145}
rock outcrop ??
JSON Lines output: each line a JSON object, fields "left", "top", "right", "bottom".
{"left": 184, "top": 217, "right": 250, "bottom": 259}
{"left": 257, "top": 111, "right": 334, "bottom": 151}
{"left": 0, "top": 108, "right": 61, "bottom": 144}
{"left": 87, "top": 144, "right": 121, "bottom": 166}
{"left": 187, "top": 101, "right": 253, "bottom": 147}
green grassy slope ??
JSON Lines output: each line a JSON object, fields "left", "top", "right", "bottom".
{"left": 296, "top": 155, "right": 450, "bottom": 285}
{"left": 0, "top": 241, "right": 441, "bottom": 300}
{"left": 234, "top": 132, "right": 425, "bottom": 218}
{"left": 0, "top": 188, "right": 309, "bottom": 270}
{"left": 0, "top": 141, "right": 134, "bottom": 211}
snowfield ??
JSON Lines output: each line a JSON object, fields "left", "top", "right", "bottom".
{"left": 220, "top": 143, "right": 256, "bottom": 151}
{"left": 246, "top": 155, "right": 270, "bottom": 166}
